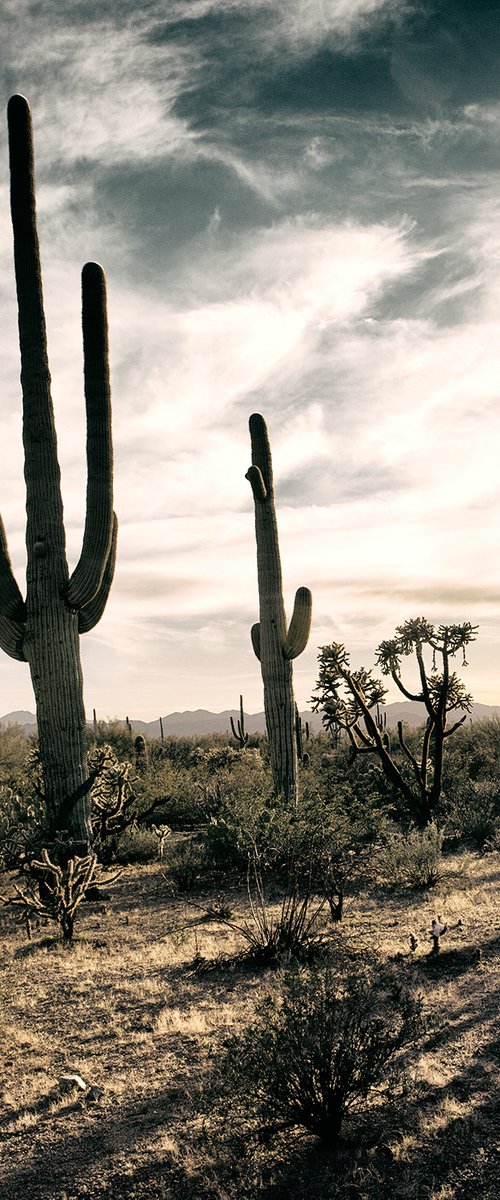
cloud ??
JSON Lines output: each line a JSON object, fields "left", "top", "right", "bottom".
{"left": 1, "top": 1, "right": 500, "bottom": 718}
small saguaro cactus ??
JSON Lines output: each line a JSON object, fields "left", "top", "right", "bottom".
{"left": 230, "top": 694, "right": 249, "bottom": 748}
{"left": 0, "top": 97, "right": 117, "bottom": 850}
{"left": 246, "top": 414, "right": 312, "bottom": 806}
{"left": 134, "top": 734, "right": 149, "bottom": 773}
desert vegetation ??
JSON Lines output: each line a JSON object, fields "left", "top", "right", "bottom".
{"left": 1, "top": 712, "right": 500, "bottom": 1199}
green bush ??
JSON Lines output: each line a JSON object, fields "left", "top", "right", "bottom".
{"left": 115, "top": 826, "right": 158, "bottom": 863}
{"left": 216, "top": 963, "right": 422, "bottom": 1147}
{"left": 166, "top": 839, "right": 208, "bottom": 892}
{"left": 445, "top": 780, "right": 500, "bottom": 847}
{"left": 88, "top": 717, "right": 135, "bottom": 760}
{"left": 376, "top": 822, "right": 444, "bottom": 889}
{"left": 0, "top": 723, "right": 32, "bottom": 788}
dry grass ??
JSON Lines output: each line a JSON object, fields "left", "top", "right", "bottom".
{"left": 0, "top": 853, "right": 499, "bottom": 1199}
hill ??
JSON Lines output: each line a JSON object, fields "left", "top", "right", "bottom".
{"left": 2, "top": 701, "right": 500, "bottom": 737}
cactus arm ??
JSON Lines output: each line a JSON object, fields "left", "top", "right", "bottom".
{"left": 283, "top": 587, "right": 312, "bottom": 660}
{"left": 67, "top": 262, "right": 113, "bottom": 610}
{"left": 250, "top": 622, "right": 261, "bottom": 660}
{"left": 245, "top": 465, "right": 267, "bottom": 502}
{"left": 77, "top": 513, "right": 117, "bottom": 633}
{"left": 0, "top": 516, "right": 27, "bottom": 660}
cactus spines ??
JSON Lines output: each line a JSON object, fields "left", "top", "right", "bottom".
{"left": 230, "top": 694, "right": 249, "bottom": 748}
{"left": 246, "top": 413, "right": 312, "bottom": 806}
{"left": 0, "top": 96, "right": 117, "bottom": 848}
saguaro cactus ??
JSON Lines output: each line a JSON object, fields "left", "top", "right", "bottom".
{"left": 0, "top": 96, "right": 117, "bottom": 849}
{"left": 230, "top": 694, "right": 249, "bottom": 748}
{"left": 246, "top": 413, "right": 312, "bottom": 806}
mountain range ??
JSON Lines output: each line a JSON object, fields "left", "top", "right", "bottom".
{"left": 1, "top": 701, "right": 500, "bottom": 738}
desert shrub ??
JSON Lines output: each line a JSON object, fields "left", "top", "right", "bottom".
{"left": 214, "top": 848, "right": 330, "bottom": 963}
{"left": 130, "top": 759, "right": 201, "bottom": 829}
{"left": 445, "top": 779, "right": 500, "bottom": 847}
{"left": 115, "top": 826, "right": 158, "bottom": 863}
{"left": 0, "top": 760, "right": 48, "bottom": 873}
{"left": 88, "top": 717, "right": 135, "bottom": 760}
{"left": 216, "top": 963, "right": 422, "bottom": 1147}
{"left": 166, "top": 838, "right": 208, "bottom": 892}
{"left": 442, "top": 717, "right": 500, "bottom": 787}
{"left": 0, "top": 723, "right": 32, "bottom": 788}
{"left": 256, "top": 786, "right": 384, "bottom": 917}
{"left": 201, "top": 756, "right": 274, "bottom": 871}
{"left": 376, "top": 822, "right": 444, "bottom": 889}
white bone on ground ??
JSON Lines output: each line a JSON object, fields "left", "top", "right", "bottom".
{"left": 59, "top": 1073, "right": 87, "bottom": 1091}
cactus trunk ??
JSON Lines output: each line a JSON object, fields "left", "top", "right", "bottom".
{"left": 246, "top": 414, "right": 312, "bottom": 806}
{"left": 0, "top": 97, "right": 117, "bottom": 849}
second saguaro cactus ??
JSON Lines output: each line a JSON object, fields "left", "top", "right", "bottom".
{"left": 246, "top": 413, "right": 312, "bottom": 806}
{"left": 0, "top": 96, "right": 117, "bottom": 849}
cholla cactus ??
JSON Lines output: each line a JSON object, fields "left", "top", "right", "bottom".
{"left": 151, "top": 823, "right": 172, "bottom": 859}
{"left": 246, "top": 414, "right": 312, "bottom": 806}
{"left": 0, "top": 97, "right": 117, "bottom": 850}
{"left": 89, "top": 744, "right": 135, "bottom": 853}
{"left": 430, "top": 916, "right": 447, "bottom": 955}
{"left": 1, "top": 848, "right": 99, "bottom": 941}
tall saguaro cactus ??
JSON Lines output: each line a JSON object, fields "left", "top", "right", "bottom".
{"left": 246, "top": 413, "right": 312, "bottom": 806}
{"left": 0, "top": 96, "right": 117, "bottom": 848}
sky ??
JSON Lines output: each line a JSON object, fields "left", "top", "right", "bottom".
{"left": 1, "top": 0, "right": 500, "bottom": 720}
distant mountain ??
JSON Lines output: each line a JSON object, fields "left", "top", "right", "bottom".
{"left": 0, "top": 710, "right": 38, "bottom": 732}
{"left": 2, "top": 701, "right": 500, "bottom": 739}
{"left": 373, "top": 700, "right": 500, "bottom": 729}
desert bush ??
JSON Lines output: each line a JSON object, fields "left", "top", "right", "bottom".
{"left": 201, "top": 755, "right": 274, "bottom": 872}
{"left": 0, "top": 765, "right": 48, "bottom": 874}
{"left": 0, "top": 723, "right": 32, "bottom": 788}
{"left": 445, "top": 779, "right": 500, "bottom": 847}
{"left": 216, "top": 963, "right": 422, "bottom": 1147}
{"left": 376, "top": 822, "right": 444, "bottom": 889}
{"left": 215, "top": 848, "right": 330, "bottom": 963}
{"left": 442, "top": 717, "right": 500, "bottom": 787}
{"left": 166, "top": 838, "right": 208, "bottom": 892}
{"left": 88, "top": 717, "right": 135, "bottom": 760}
{"left": 129, "top": 758, "right": 198, "bottom": 828}
{"left": 115, "top": 826, "right": 158, "bottom": 863}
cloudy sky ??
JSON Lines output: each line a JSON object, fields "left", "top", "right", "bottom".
{"left": 1, "top": 0, "right": 500, "bottom": 720}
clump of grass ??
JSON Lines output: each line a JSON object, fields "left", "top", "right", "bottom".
{"left": 207, "top": 850, "right": 330, "bottom": 964}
